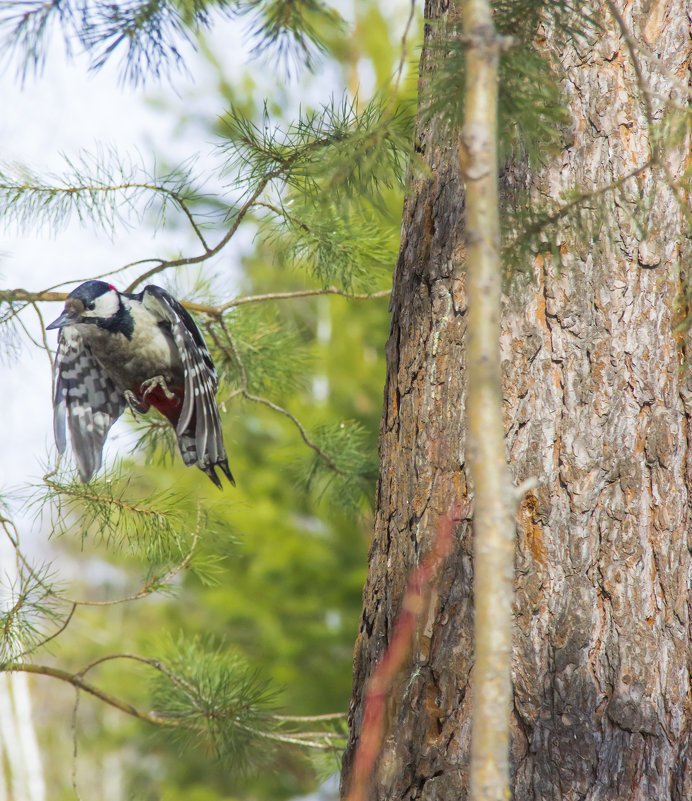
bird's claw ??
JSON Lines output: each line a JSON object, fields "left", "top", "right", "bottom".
{"left": 124, "top": 390, "right": 147, "bottom": 415}
{"left": 140, "top": 375, "right": 176, "bottom": 400}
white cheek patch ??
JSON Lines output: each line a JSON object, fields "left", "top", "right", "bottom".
{"left": 86, "top": 290, "right": 120, "bottom": 319}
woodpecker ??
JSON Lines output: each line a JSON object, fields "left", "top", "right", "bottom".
{"left": 46, "top": 280, "right": 234, "bottom": 488}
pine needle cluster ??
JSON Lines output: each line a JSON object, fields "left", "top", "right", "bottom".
{"left": 300, "top": 420, "right": 379, "bottom": 512}
{"left": 0, "top": 562, "right": 62, "bottom": 663}
{"left": 0, "top": 148, "right": 203, "bottom": 234}
{"left": 33, "top": 464, "right": 199, "bottom": 565}
{"left": 150, "top": 635, "right": 277, "bottom": 765}
{"left": 0, "top": 0, "right": 342, "bottom": 83}
{"left": 222, "top": 95, "right": 411, "bottom": 206}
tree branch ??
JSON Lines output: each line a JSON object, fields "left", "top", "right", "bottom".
{"left": 2, "top": 656, "right": 347, "bottom": 752}
{"left": 124, "top": 169, "right": 285, "bottom": 292}
{"left": 0, "top": 287, "right": 390, "bottom": 317}
{"left": 206, "top": 317, "right": 347, "bottom": 475}
{"left": 458, "top": 2, "right": 514, "bottom": 800}
{"left": 1, "top": 662, "right": 182, "bottom": 727}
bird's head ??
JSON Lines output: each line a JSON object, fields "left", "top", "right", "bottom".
{"left": 47, "top": 281, "right": 121, "bottom": 330}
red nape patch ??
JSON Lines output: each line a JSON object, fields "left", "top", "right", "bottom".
{"left": 108, "top": 284, "right": 117, "bottom": 291}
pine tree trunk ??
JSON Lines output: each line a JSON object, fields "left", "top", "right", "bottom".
{"left": 342, "top": 1, "right": 692, "bottom": 799}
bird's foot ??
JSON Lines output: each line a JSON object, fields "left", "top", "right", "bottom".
{"left": 140, "top": 375, "right": 176, "bottom": 401}
{"left": 124, "top": 390, "right": 148, "bottom": 415}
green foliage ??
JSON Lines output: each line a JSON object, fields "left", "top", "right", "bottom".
{"left": 33, "top": 464, "right": 200, "bottom": 565}
{"left": 299, "top": 420, "right": 379, "bottom": 512}
{"left": 151, "top": 635, "right": 277, "bottom": 765}
{"left": 262, "top": 199, "right": 397, "bottom": 290}
{"left": 210, "top": 304, "right": 311, "bottom": 396}
{"left": 221, "top": 95, "right": 413, "bottom": 208}
{"left": 238, "top": 0, "right": 345, "bottom": 71}
{"left": 131, "top": 411, "right": 181, "bottom": 466}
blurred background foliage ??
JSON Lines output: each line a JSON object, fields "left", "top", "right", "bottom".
{"left": 18, "top": 3, "right": 423, "bottom": 799}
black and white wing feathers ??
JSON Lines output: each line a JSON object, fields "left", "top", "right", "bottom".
{"left": 53, "top": 327, "right": 126, "bottom": 482}
{"left": 141, "top": 285, "right": 234, "bottom": 488}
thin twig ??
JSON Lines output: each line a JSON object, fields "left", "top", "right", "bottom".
{"left": 174, "top": 194, "right": 212, "bottom": 253}
{"left": 71, "top": 688, "right": 82, "bottom": 800}
{"left": 1, "top": 662, "right": 183, "bottom": 726}
{"left": 393, "top": 0, "right": 418, "bottom": 95}
{"left": 235, "top": 721, "right": 340, "bottom": 751}
{"left": 253, "top": 200, "right": 311, "bottom": 232}
{"left": 17, "top": 603, "right": 77, "bottom": 660}
{"left": 30, "top": 302, "right": 56, "bottom": 383}
{"left": 0, "top": 287, "right": 391, "bottom": 317}
{"left": 125, "top": 169, "right": 284, "bottom": 292}
{"left": 64, "top": 528, "right": 199, "bottom": 607}
{"left": 214, "top": 287, "right": 391, "bottom": 314}
{"left": 244, "top": 391, "right": 345, "bottom": 474}
{"left": 274, "top": 712, "right": 346, "bottom": 722}
{"left": 208, "top": 317, "right": 345, "bottom": 475}
{"left": 43, "top": 474, "right": 168, "bottom": 518}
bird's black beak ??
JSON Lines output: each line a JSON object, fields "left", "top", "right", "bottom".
{"left": 46, "top": 309, "right": 78, "bottom": 330}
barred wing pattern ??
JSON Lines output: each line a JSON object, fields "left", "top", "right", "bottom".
{"left": 53, "top": 327, "right": 126, "bottom": 482}
{"left": 141, "top": 285, "right": 234, "bottom": 488}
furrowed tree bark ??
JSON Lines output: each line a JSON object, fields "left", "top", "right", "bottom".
{"left": 342, "top": 0, "right": 692, "bottom": 799}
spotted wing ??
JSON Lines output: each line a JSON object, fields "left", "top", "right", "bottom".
{"left": 141, "top": 285, "right": 234, "bottom": 487}
{"left": 53, "top": 327, "right": 126, "bottom": 482}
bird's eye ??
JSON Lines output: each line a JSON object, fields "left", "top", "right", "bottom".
{"left": 87, "top": 302, "right": 95, "bottom": 311}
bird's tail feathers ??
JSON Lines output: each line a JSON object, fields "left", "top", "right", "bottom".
{"left": 177, "top": 427, "right": 235, "bottom": 489}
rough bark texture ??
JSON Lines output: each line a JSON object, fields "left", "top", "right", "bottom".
{"left": 342, "top": 1, "right": 692, "bottom": 799}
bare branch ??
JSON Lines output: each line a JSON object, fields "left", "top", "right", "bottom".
{"left": 459, "top": 2, "right": 514, "bottom": 799}
{"left": 0, "top": 289, "right": 67, "bottom": 304}
{"left": 215, "top": 287, "right": 391, "bottom": 314}
{"left": 2, "top": 656, "right": 346, "bottom": 753}
{"left": 234, "top": 721, "right": 341, "bottom": 751}
{"left": 273, "top": 711, "right": 346, "bottom": 722}
{"left": 1, "top": 662, "right": 182, "bottom": 727}
{"left": 0, "top": 286, "right": 391, "bottom": 315}
{"left": 393, "top": 0, "right": 417, "bottom": 95}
